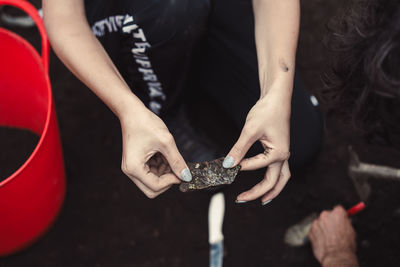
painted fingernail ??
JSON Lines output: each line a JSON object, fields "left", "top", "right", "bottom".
{"left": 262, "top": 200, "right": 272, "bottom": 206}
{"left": 223, "top": 156, "right": 234, "bottom": 168}
{"left": 181, "top": 168, "right": 192, "bottom": 182}
{"left": 235, "top": 200, "right": 247, "bottom": 204}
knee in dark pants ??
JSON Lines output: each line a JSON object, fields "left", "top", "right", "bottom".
{"left": 288, "top": 74, "right": 323, "bottom": 171}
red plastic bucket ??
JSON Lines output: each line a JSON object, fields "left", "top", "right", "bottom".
{"left": 0, "top": 0, "right": 65, "bottom": 256}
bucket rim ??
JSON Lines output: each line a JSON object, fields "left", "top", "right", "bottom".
{"left": 0, "top": 28, "right": 54, "bottom": 187}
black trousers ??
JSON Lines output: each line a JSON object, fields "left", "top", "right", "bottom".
{"left": 85, "top": 0, "right": 323, "bottom": 170}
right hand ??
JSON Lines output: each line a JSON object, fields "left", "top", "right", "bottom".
{"left": 119, "top": 106, "right": 191, "bottom": 198}
{"left": 309, "top": 206, "right": 358, "bottom": 267}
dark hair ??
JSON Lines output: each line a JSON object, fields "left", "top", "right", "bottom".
{"left": 323, "top": 0, "right": 400, "bottom": 148}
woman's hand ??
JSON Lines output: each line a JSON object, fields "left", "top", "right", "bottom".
{"left": 44, "top": 0, "right": 190, "bottom": 199}
{"left": 120, "top": 106, "right": 191, "bottom": 198}
{"left": 223, "top": 83, "right": 291, "bottom": 205}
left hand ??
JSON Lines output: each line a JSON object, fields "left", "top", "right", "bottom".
{"left": 223, "top": 85, "right": 291, "bottom": 204}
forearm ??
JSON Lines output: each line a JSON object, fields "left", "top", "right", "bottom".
{"left": 43, "top": 0, "right": 145, "bottom": 119}
{"left": 252, "top": 0, "right": 300, "bottom": 98}
{"left": 322, "top": 252, "right": 359, "bottom": 267}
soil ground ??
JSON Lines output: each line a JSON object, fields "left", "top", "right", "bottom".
{"left": 1, "top": 0, "right": 400, "bottom": 266}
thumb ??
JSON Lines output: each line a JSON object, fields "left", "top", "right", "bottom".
{"left": 223, "top": 128, "right": 255, "bottom": 168}
{"left": 159, "top": 139, "right": 192, "bottom": 182}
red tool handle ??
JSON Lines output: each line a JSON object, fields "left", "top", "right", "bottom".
{"left": 0, "top": 0, "right": 49, "bottom": 73}
{"left": 347, "top": 201, "right": 366, "bottom": 217}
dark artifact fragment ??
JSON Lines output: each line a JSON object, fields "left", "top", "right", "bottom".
{"left": 179, "top": 157, "right": 241, "bottom": 192}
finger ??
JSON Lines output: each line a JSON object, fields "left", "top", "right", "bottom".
{"left": 150, "top": 165, "right": 159, "bottom": 176}
{"left": 309, "top": 220, "right": 319, "bottom": 239}
{"left": 333, "top": 205, "right": 347, "bottom": 217}
{"left": 223, "top": 127, "right": 257, "bottom": 168}
{"left": 133, "top": 164, "right": 181, "bottom": 192}
{"left": 318, "top": 211, "right": 333, "bottom": 235}
{"left": 165, "top": 165, "right": 171, "bottom": 173}
{"left": 161, "top": 157, "right": 172, "bottom": 174}
{"left": 308, "top": 228, "right": 315, "bottom": 242}
{"left": 320, "top": 210, "right": 331, "bottom": 221}
{"left": 236, "top": 162, "right": 283, "bottom": 202}
{"left": 157, "top": 154, "right": 170, "bottom": 174}
{"left": 148, "top": 156, "right": 158, "bottom": 167}
{"left": 240, "top": 147, "right": 290, "bottom": 171}
{"left": 310, "top": 219, "right": 322, "bottom": 239}
{"left": 122, "top": 157, "right": 178, "bottom": 191}
{"left": 158, "top": 135, "right": 191, "bottom": 182}
{"left": 130, "top": 176, "right": 171, "bottom": 199}
{"left": 160, "top": 154, "right": 169, "bottom": 165}
{"left": 158, "top": 162, "right": 168, "bottom": 175}
{"left": 260, "top": 160, "right": 291, "bottom": 203}
{"left": 154, "top": 153, "right": 163, "bottom": 165}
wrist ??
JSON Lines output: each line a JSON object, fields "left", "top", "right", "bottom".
{"left": 258, "top": 60, "right": 294, "bottom": 99}
{"left": 322, "top": 251, "right": 358, "bottom": 267}
{"left": 115, "top": 94, "right": 148, "bottom": 124}
{"left": 259, "top": 76, "right": 293, "bottom": 101}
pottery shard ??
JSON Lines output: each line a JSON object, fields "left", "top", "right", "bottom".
{"left": 179, "top": 157, "right": 241, "bottom": 192}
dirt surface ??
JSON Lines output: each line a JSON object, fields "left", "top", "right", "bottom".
{"left": 1, "top": 0, "right": 400, "bottom": 266}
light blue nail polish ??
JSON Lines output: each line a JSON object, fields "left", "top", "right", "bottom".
{"left": 181, "top": 168, "right": 192, "bottom": 182}
{"left": 262, "top": 200, "right": 272, "bottom": 206}
{"left": 222, "top": 156, "right": 234, "bottom": 168}
{"left": 235, "top": 200, "right": 247, "bottom": 204}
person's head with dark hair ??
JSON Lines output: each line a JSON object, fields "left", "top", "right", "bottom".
{"left": 324, "top": 0, "right": 400, "bottom": 148}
